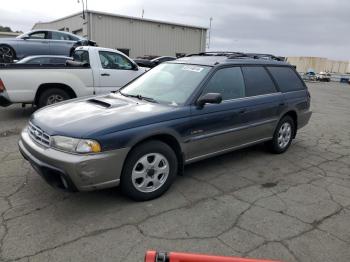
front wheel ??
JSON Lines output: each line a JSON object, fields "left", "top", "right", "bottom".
{"left": 267, "top": 116, "right": 295, "bottom": 154}
{"left": 120, "top": 140, "right": 178, "bottom": 201}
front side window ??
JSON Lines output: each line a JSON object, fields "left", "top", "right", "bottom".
{"left": 73, "top": 50, "right": 90, "bottom": 64}
{"left": 202, "top": 67, "right": 245, "bottom": 100}
{"left": 242, "top": 66, "right": 277, "bottom": 97}
{"left": 99, "top": 51, "right": 133, "bottom": 70}
{"left": 28, "top": 32, "right": 47, "bottom": 39}
{"left": 120, "top": 63, "right": 211, "bottom": 105}
{"left": 267, "top": 67, "right": 305, "bottom": 92}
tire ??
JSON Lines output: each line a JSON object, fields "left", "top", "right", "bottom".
{"left": 120, "top": 140, "right": 178, "bottom": 201}
{"left": 267, "top": 116, "right": 295, "bottom": 154}
{"left": 0, "top": 45, "right": 16, "bottom": 63}
{"left": 37, "top": 88, "right": 71, "bottom": 108}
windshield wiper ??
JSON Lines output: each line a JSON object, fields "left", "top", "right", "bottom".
{"left": 119, "top": 91, "right": 158, "bottom": 103}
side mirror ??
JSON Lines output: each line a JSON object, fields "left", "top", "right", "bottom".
{"left": 196, "top": 93, "right": 222, "bottom": 108}
{"left": 22, "top": 35, "right": 30, "bottom": 40}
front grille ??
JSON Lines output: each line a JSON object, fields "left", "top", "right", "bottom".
{"left": 28, "top": 122, "right": 51, "bottom": 147}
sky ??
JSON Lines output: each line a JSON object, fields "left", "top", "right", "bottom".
{"left": 1, "top": 0, "right": 349, "bottom": 60}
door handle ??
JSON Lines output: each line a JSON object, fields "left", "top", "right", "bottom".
{"left": 239, "top": 109, "right": 246, "bottom": 114}
{"left": 279, "top": 102, "right": 286, "bottom": 106}
{"left": 101, "top": 73, "right": 110, "bottom": 76}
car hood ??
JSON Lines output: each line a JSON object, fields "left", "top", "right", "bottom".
{"left": 31, "top": 93, "right": 187, "bottom": 138}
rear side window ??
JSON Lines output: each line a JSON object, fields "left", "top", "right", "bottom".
{"left": 241, "top": 66, "right": 277, "bottom": 97}
{"left": 73, "top": 50, "right": 90, "bottom": 64}
{"left": 203, "top": 67, "right": 245, "bottom": 100}
{"left": 267, "top": 67, "right": 305, "bottom": 92}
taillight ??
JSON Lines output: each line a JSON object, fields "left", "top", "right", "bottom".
{"left": 0, "top": 78, "right": 5, "bottom": 93}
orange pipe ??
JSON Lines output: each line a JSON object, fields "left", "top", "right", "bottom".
{"left": 145, "top": 251, "right": 281, "bottom": 262}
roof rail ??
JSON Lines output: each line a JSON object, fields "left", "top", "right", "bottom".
{"left": 186, "top": 51, "right": 285, "bottom": 61}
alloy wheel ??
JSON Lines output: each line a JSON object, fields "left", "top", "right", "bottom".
{"left": 131, "top": 153, "right": 170, "bottom": 193}
{"left": 277, "top": 122, "right": 292, "bottom": 149}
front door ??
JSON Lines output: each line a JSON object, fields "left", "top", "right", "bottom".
{"left": 186, "top": 66, "right": 249, "bottom": 161}
{"left": 49, "top": 31, "right": 76, "bottom": 56}
{"left": 97, "top": 51, "right": 142, "bottom": 94}
{"left": 18, "top": 31, "right": 51, "bottom": 57}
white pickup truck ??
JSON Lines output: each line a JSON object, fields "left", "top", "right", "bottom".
{"left": 0, "top": 46, "right": 147, "bottom": 107}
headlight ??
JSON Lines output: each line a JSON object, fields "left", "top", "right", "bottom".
{"left": 50, "top": 136, "right": 101, "bottom": 153}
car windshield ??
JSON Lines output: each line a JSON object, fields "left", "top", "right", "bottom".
{"left": 120, "top": 63, "right": 211, "bottom": 105}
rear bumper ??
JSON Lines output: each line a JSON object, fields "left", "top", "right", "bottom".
{"left": 298, "top": 110, "right": 312, "bottom": 129}
{"left": 0, "top": 91, "right": 12, "bottom": 107}
{"left": 19, "top": 128, "right": 129, "bottom": 191}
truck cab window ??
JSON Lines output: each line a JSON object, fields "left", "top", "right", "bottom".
{"left": 99, "top": 51, "right": 133, "bottom": 70}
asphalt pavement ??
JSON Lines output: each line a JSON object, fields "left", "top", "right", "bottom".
{"left": 0, "top": 82, "right": 349, "bottom": 262}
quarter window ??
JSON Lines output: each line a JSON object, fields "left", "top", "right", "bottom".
{"left": 267, "top": 67, "right": 305, "bottom": 92}
{"left": 202, "top": 67, "right": 245, "bottom": 100}
{"left": 241, "top": 66, "right": 277, "bottom": 97}
{"left": 99, "top": 51, "right": 133, "bottom": 70}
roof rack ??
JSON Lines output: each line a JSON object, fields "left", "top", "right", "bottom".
{"left": 186, "top": 51, "right": 285, "bottom": 61}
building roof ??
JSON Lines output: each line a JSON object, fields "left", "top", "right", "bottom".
{"left": 33, "top": 10, "right": 208, "bottom": 30}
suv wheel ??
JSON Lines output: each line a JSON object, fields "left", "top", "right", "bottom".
{"left": 37, "top": 88, "right": 71, "bottom": 108}
{"left": 268, "top": 116, "right": 295, "bottom": 154}
{"left": 121, "top": 140, "right": 178, "bottom": 201}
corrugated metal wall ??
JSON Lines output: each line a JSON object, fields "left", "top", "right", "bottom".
{"left": 90, "top": 13, "right": 206, "bottom": 58}
{"left": 33, "top": 12, "right": 206, "bottom": 58}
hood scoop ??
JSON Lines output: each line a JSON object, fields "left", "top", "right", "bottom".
{"left": 87, "top": 98, "right": 111, "bottom": 108}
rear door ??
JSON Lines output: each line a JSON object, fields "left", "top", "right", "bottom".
{"left": 239, "top": 66, "right": 284, "bottom": 141}
{"left": 96, "top": 51, "right": 143, "bottom": 94}
{"left": 186, "top": 66, "right": 249, "bottom": 161}
{"left": 49, "top": 31, "right": 76, "bottom": 56}
{"left": 267, "top": 66, "right": 311, "bottom": 127}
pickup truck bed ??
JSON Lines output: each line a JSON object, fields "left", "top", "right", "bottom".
{"left": 0, "top": 46, "right": 146, "bottom": 107}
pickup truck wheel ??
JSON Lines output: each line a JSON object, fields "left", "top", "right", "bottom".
{"left": 121, "top": 140, "right": 178, "bottom": 201}
{"left": 267, "top": 116, "right": 295, "bottom": 154}
{"left": 37, "top": 88, "right": 71, "bottom": 108}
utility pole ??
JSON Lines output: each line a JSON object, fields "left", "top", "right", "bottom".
{"left": 207, "top": 17, "right": 213, "bottom": 49}
{"left": 77, "top": 0, "right": 86, "bottom": 20}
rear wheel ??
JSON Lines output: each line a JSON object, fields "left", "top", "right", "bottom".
{"left": 0, "top": 45, "right": 16, "bottom": 63}
{"left": 267, "top": 116, "right": 295, "bottom": 154}
{"left": 37, "top": 88, "right": 71, "bottom": 108}
{"left": 120, "top": 140, "right": 178, "bottom": 201}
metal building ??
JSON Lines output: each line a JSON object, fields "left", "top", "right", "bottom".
{"left": 33, "top": 10, "right": 207, "bottom": 58}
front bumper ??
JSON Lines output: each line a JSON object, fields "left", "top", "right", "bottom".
{"left": 19, "top": 128, "right": 129, "bottom": 191}
{"left": 0, "top": 91, "right": 12, "bottom": 107}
